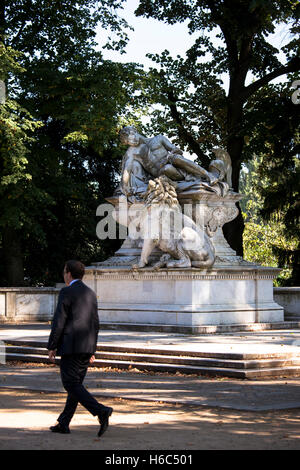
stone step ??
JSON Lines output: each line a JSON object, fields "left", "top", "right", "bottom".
{"left": 6, "top": 345, "right": 300, "bottom": 370}
{"left": 94, "top": 350, "right": 300, "bottom": 370}
{"left": 4, "top": 343, "right": 300, "bottom": 379}
{"left": 5, "top": 339, "right": 300, "bottom": 360}
{"left": 97, "top": 344, "right": 300, "bottom": 360}
{"left": 5, "top": 351, "right": 300, "bottom": 379}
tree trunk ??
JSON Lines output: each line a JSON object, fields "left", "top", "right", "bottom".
{"left": 223, "top": 94, "right": 245, "bottom": 256}
{"left": 2, "top": 226, "right": 24, "bottom": 286}
{"left": 222, "top": 206, "right": 245, "bottom": 257}
{"left": 222, "top": 155, "right": 245, "bottom": 257}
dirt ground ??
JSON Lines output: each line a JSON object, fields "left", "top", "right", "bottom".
{"left": 0, "top": 388, "right": 299, "bottom": 451}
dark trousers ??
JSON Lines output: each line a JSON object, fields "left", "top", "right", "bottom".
{"left": 58, "top": 354, "right": 105, "bottom": 426}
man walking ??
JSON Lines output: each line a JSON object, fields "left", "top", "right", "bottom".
{"left": 47, "top": 259, "right": 113, "bottom": 437}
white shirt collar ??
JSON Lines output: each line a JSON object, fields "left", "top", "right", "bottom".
{"left": 69, "top": 279, "right": 80, "bottom": 286}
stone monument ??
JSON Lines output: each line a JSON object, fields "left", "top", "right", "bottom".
{"left": 84, "top": 127, "right": 284, "bottom": 332}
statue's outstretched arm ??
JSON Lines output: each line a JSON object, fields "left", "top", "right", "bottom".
{"left": 160, "top": 135, "right": 183, "bottom": 154}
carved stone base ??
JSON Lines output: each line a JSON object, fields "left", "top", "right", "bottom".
{"left": 178, "top": 191, "right": 244, "bottom": 266}
{"left": 84, "top": 265, "right": 284, "bottom": 328}
{"left": 101, "top": 191, "right": 245, "bottom": 269}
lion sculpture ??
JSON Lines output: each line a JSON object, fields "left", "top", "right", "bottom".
{"left": 132, "top": 176, "right": 216, "bottom": 269}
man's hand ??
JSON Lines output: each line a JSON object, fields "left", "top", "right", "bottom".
{"left": 48, "top": 349, "right": 56, "bottom": 363}
{"left": 89, "top": 354, "right": 95, "bottom": 364}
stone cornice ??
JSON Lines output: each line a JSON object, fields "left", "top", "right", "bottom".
{"left": 85, "top": 266, "right": 281, "bottom": 281}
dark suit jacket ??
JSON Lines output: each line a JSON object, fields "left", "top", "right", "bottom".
{"left": 47, "top": 280, "right": 99, "bottom": 356}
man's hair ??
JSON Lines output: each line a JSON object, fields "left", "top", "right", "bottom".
{"left": 64, "top": 260, "right": 85, "bottom": 279}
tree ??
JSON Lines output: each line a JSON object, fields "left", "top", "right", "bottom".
{"left": 252, "top": 87, "right": 299, "bottom": 285}
{"left": 240, "top": 156, "right": 298, "bottom": 286}
{"left": 0, "top": 42, "right": 43, "bottom": 285}
{"left": 19, "top": 59, "right": 144, "bottom": 285}
{"left": 0, "top": 0, "right": 145, "bottom": 285}
{"left": 134, "top": 0, "right": 300, "bottom": 255}
{"left": 239, "top": 80, "right": 299, "bottom": 285}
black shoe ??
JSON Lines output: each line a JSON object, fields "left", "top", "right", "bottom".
{"left": 50, "top": 423, "right": 70, "bottom": 434}
{"left": 98, "top": 406, "right": 113, "bottom": 437}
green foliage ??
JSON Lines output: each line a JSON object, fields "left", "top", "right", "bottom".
{"left": 240, "top": 91, "right": 299, "bottom": 288}
{"left": 136, "top": 0, "right": 300, "bottom": 164}
{"left": 1, "top": 0, "right": 299, "bottom": 284}
{"left": 17, "top": 61, "right": 145, "bottom": 284}
{"left": 0, "top": 0, "right": 145, "bottom": 285}
{"left": 243, "top": 219, "right": 297, "bottom": 286}
{"left": 247, "top": 80, "right": 300, "bottom": 286}
{"left": 134, "top": 0, "right": 300, "bottom": 258}
{"left": 0, "top": 42, "right": 38, "bottom": 207}
{"left": 0, "top": 43, "right": 25, "bottom": 80}
{"left": 141, "top": 49, "right": 226, "bottom": 166}
{"left": 4, "top": 0, "right": 130, "bottom": 58}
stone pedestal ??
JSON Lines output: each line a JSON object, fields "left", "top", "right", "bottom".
{"left": 88, "top": 190, "right": 284, "bottom": 332}
{"left": 84, "top": 265, "right": 284, "bottom": 331}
